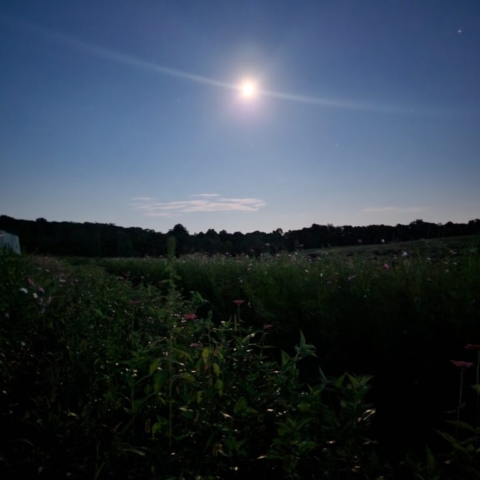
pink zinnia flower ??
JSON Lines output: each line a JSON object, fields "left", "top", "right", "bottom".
{"left": 184, "top": 313, "right": 197, "bottom": 320}
{"left": 465, "top": 344, "right": 480, "bottom": 351}
{"left": 451, "top": 360, "right": 473, "bottom": 369}
{"left": 233, "top": 300, "right": 245, "bottom": 306}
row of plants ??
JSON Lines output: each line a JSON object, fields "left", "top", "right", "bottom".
{"left": 1, "top": 252, "right": 385, "bottom": 479}
{"left": 1, "top": 238, "right": 479, "bottom": 478}
{"left": 98, "top": 241, "right": 480, "bottom": 458}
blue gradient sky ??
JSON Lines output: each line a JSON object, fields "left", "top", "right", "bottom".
{"left": 1, "top": 1, "right": 479, "bottom": 234}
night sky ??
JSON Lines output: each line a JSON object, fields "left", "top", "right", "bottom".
{"left": 1, "top": 1, "right": 479, "bottom": 233}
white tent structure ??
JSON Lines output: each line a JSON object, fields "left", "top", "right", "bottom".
{"left": 0, "top": 230, "right": 21, "bottom": 254}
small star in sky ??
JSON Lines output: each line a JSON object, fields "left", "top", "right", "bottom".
{"left": 457, "top": 29, "right": 463, "bottom": 34}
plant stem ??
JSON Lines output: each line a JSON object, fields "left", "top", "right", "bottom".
{"left": 476, "top": 351, "right": 480, "bottom": 428}
{"left": 457, "top": 369, "right": 464, "bottom": 435}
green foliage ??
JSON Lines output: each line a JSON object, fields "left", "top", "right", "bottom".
{"left": 433, "top": 422, "right": 480, "bottom": 479}
{"left": 1, "top": 241, "right": 479, "bottom": 478}
{"left": 0, "top": 255, "right": 384, "bottom": 479}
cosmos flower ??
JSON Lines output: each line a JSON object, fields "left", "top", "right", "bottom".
{"left": 382, "top": 264, "right": 390, "bottom": 270}
{"left": 451, "top": 360, "right": 473, "bottom": 369}
{"left": 184, "top": 313, "right": 197, "bottom": 320}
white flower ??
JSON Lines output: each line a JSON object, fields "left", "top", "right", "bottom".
{"left": 19, "top": 288, "right": 28, "bottom": 294}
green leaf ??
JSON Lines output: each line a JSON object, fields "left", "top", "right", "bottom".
{"left": 447, "top": 420, "right": 476, "bottom": 432}
{"left": 332, "top": 373, "right": 347, "bottom": 388}
{"left": 425, "top": 446, "right": 437, "bottom": 471}
{"left": 281, "top": 351, "right": 291, "bottom": 366}
{"left": 299, "top": 330, "right": 306, "bottom": 349}
{"left": 435, "top": 429, "right": 463, "bottom": 449}
{"left": 179, "top": 372, "right": 195, "bottom": 384}
{"left": 172, "top": 348, "right": 193, "bottom": 362}
{"left": 94, "top": 308, "right": 106, "bottom": 319}
{"left": 202, "top": 347, "right": 211, "bottom": 364}
{"left": 153, "top": 371, "right": 165, "bottom": 392}
{"left": 149, "top": 358, "right": 161, "bottom": 375}
{"left": 298, "top": 402, "right": 311, "bottom": 413}
{"left": 234, "top": 397, "right": 247, "bottom": 413}
{"left": 347, "top": 374, "right": 360, "bottom": 389}
{"left": 152, "top": 421, "right": 162, "bottom": 434}
{"left": 213, "top": 363, "right": 221, "bottom": 377}
{"left": 215, "top": 379, "right": 224, "bottom": 397}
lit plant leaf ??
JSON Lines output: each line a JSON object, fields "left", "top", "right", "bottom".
{"left": 215, "top": 379, "right": 224, "bottom": 397}
{"left": 149, "top": 358, "right": 161, "bottom": 375}
{"left": 299, "top": 402, "right": 311, "bottom": 413}
{"left": 234, "top": 397, "right": 247, "bottom": 413}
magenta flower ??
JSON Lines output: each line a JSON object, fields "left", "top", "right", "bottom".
{"left": 233, "top": 300, "right": 245, "bottom": 306}
{"left": 27, "top": 277, "right": 35, "bottom": 286}
{"left": 451, "top": 360, "right": 473, "bottom": 369}
{"left": 190, "top": 342, "right": 201, "bottom": 348}
{"left": 38, "top": 286, "right": 45, "bottom": 294}
{"left": 382, "top": 264, "right": 390, "bottom": 270}
{"left": 465, "top": 344, "right": 480, "bottom": 351}
{"left": 184, "top": 313, "right": 197, "bottom": 320}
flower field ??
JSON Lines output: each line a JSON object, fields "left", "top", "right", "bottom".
{"left": 1, "top": 236, "right": 480, "bottom": 479}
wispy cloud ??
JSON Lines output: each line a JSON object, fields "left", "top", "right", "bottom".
{"left": 362, "top": 206, "right": 427, "bottom": 213}
{"left": 131, "top": 197, "right": 156, "bottom": 202}
{"left": 131, "top": 196, "right": 266, "bottom": 217}
{"left": 0, "top": 14, "right": 421, "bottom": 114}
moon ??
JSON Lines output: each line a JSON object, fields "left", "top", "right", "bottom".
{"left": 241, "top": 82, "right": 256, "bottom": 97}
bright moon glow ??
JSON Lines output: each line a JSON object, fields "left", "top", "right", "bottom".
{"left": 241, "top": 82, "right": 256, "bottom": 97}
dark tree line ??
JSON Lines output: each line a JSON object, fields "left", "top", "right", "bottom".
{"left": 1, "top": 215, "right": 479, "bottom": 257}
